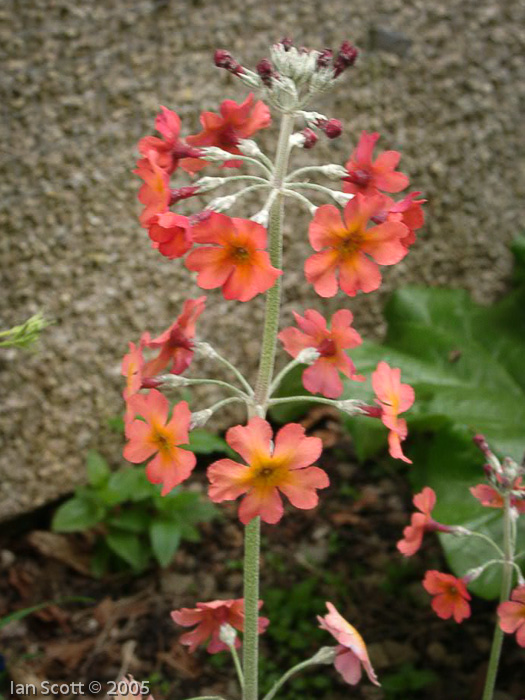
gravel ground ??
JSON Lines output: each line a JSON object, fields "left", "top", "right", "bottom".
{"left": 1, "top": 0, "right": 524, "bottom": 519}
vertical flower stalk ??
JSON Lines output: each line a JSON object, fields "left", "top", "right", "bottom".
{"left": 243, "top": 112, "right": 295, "bottom": 700}
{"left": 481, "top": 494, "right": 515, "bottom": 700}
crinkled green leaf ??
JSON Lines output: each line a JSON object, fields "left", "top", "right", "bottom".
{"left": 150, "top": 517, "right": 181, "bottom": 567}
{"left": 52, "top": 494, "right": 106, "bottom": 532}
{"left": 106, "top": 529, "right": 149, "bottom": 571}
{"left": 86, "top": 451, "right": 110, "bottom": 487}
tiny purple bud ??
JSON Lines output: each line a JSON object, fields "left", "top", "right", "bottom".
{"left": 256, "top": 58, "right": 276, "bottom": 87}
{"left": 333, "top": 40, "right": 358, "bottom": 78}
{"left": 213, "top": 49, "right": 244, "bottom": 76}
{"left": 189, "top": 210, "right": 212, "bottom": 226}
{"left": 316, "top": 48, "right": 333, "bottom": 69}
{"left": 302, "top": 128, "right": 318, "bottom": 149}
{"left": 473, "top": 433, "right": 491, "bottom": 458}
{"left": 323, "top": 118, "right": 343, "bottom": 139}
{"left": 170, "top": 186, "right": 198, "bottom": 205}
{"left": 281, "top": 36, "right": 293, "bottom": 51}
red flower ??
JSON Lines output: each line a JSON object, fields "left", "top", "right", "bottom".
{"left": 372, "top": 192, "right": 426, "bottom": 249}
{"left": 305, "top": 195, "right": 408, "bottom": 298}
{"left": 138, "top": 106, "right": 201, "bottom": 175}
{"left": 343, "top": 131, "right": 409, "bottom": 196}
{"left": 371, "top": 361, "right": 415, "bottom": 463}
{"left": 423, "top": 571, "right": 471, "bottom": 623}
{"left": 171, "top": 599, "right": 269, "bottom": 654}
{"left": 121, "top": 333, "right": 152, "bottom": 428}
{"left": 182, "top": 94, "right": 271, "bottom": 174}
{"left": 397, "top": 487, "right": 453, "bottom": 556}
{"left": 148, "top": 212, "right": 193, "bottom": 259}
{"left": 123, "top": 390, "right": 195, "bottom": 496}
{"left": 278, "top": 309, "right": 363, "bottom": 398}
{"left": 470, "top": 482, "right": 525, "bottom": 514}
{"left": 318, "top": 603, "right": 379, "bottom": 687}
{"left": 134, "top": 152, "right": 172, "bottom": 228}
{"left": 143, "top": 297, "right": 206, "bottom": 377}
{"left": 207, "top": 418, "right": 329, "bottom": 524}
{"left": 185, "top": 213, "right": 281, "bottom": 302}
{"left": 497, "top": 586, "right": 525, "bottom": 647}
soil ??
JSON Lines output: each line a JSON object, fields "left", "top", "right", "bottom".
{"left": 1, "top": 413, "right": 523, "bottom": 700}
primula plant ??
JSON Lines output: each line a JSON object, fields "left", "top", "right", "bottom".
{"left": 119, "top": 38, "right": 522, "bottom": 699}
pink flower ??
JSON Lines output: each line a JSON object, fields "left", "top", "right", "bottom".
{"left": 497, "top": 586, "right": 525, "bottom": 647}
{"left": 138, "top": 106, "right": 201, "bottom": 175}
{"left": 147, "top": 212, "right": 193, "bottom": 259}
{"left": 371, "top": 361, "right": 415, "bottom": 462}
{"left": 123, "top": 390, "right": 195, "bottom": 496}
{"left": 121, "top": 333, "right": 152, "bottom": 428}
{"left": 207, "top": 417, "right": 329, "bottom": 524}
{"left": 278, "top": 309, "right": 363, "bottom": 398}
{"left": 171, "top": 599, "right": 269, "bottom": 654}
{"left": 305, "top": 195, "right": 409, "bottom": 298}
{"left": 134, "top": 152, "right": 172, "bottom": 228}
{"left": 318, "top": 602, "right": 380, "bottom": 687}
{"left": 185, "top": 213, "right": 281, "bottom": 302}
{"left": 423, "top": 571, "right": 471, "bottom": 623}
{"left": 397, "top": 487, "right": 453, "bottom": 556}
{"left": 343, "top": 131, "right": 409, "bottom": 196}
{"left": 372, "top": 192, "right": 426, "bottom": 250}
{"left": 182, "top": 94, "right": 271, "bottom": 174}
{"left": 143, "top": 297, "right": 206, "bottom": 377}
{"left": 470, "top": 482, "right": 525, "bottom": 514}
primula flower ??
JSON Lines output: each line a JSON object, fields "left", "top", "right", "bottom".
{"left": 278, "top": 309, "right": 363, "bottom": 399}
{"left": 305, "top": 195, "right": 409, "bottom": 298}
{"left": 318, "top": 602, "right": 379, "bottom": 687}
{"left": 423, "top": 571, "right": 471, "bottom": 623}
{"left": 171, "top": 599, "right": 269, "bottom": 654}
{"left": 371, "top": 361, "right": 415, "bottom": 463}
{"left": 138, "top": 106, "right": 201, "bottom": 174}
{"left": 121, "top": 333, "right": 154, "bottom": 428}
{"left": 397, "top": 487, "right": 453, "bottom": 556}
{"left": 207, "top": 417, "right": 329, "bottom": 524}
{"left": 148, "top": 212, "right": 193, "bottom": 259}
{"left": 123, "top": 390, "right": 195, "bottom": 495}
{"left": 372, "top": 192, "right": 426, "bottom": 250}
{"left": 470, "top": 482, "right": 525, "bottom": 514}
{"left": 143, "top": 297, "right": 206, "bottom": 377}
{"left": 497, "top": 586, "right": 525, "bottom": 647}
{"left": 343, "top": 131, "right": 409, "bottom": 196}
{"left": 185, "top": 213, "right": 281, "bottom": 302}
{"left": 182, "top": 94, "right": 271, "bottom": 173}
{"left": 134, "top": 152, "right": 172, "bottom": 228}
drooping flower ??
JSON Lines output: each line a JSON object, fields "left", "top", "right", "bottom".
{"left": 185, "top": 213, "right": 281, "bottom": 302}
{"left": 305, "top": 195, "right": 409, "bottom": 298}
{"left": 342, "top": 131, "right": 409, "bottom": 196}
{"left": 470, "top": 481, "right": 525, "bottom": 514}
{"left": 147, "top": 212, "right": 193, "bottom": 259}
{"left": 207, "top": 418, "right": 329, "bottom": 524}
{"left": 497, "top": 586, "right": 525, "bottom": 647}
{"left": 171, "top": 599, "right": 269, "bottom": 654}
{"left": 371, "top": 361, "right": 415, "bottom": 462}
{"left": 397, "top": 487, "right": 453, "bottom": 556}
{"left": 123, "top": 390, "right": 195, "bottom": 495}
{"left": 278, "top": 309, "right": 363, "bottom": 398}
{"left": 143, "top": 297, "right": 206, "bottom": 377}
{"left": 138, "top": 106, "right": 202, "bottom": 175}
{"left": 423, "top": 571, "right": 471, "bottom": 623}
{"left": 318, "top": 602, "right": 380, "bottom": 687}
{"left": 181, "top": 94, "right": 271, "bottom": 173}
{"left": 121, "top": 333, "right": 154, "bottom": 428}
{"left": 134, "top": 151, "right": 173, "bottom": 228}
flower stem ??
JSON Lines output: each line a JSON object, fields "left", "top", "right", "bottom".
{"left": 261, "top": 658, "right": 316, "bottom": 700}
{"left": 242, "top": 112, "right": 295, "bottom": 700}
{"left": 229, "top": 643, "right": 245, "bottom": 691}
{"left": 481, "top": 495, "right": 515, "bottom": 700}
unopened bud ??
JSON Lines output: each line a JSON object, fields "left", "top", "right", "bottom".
{"left": 281, "top": 37, "right": 293, "bottom": 51}
{"left": 251, "top": 210, "right": 269, "bottom": 227}
{"left": 316, "top": 49, "right": 333, "bottom": 69}
{"left": 157, "top": 374, "right": 191, "bottom": 388}
{"left": 207, "top": 194, "right": 237, "bottom": 213}
{"left": 190, "top": 409, "right": 213, "bottom": 430}
{"left": 219, "top": 623, "right": 238, "bottom": 647}
{"left": 237, "top": 139, "right": 264, "bottom": 158}
{"left": 323, "top": 118, "right": 343, "bottom": 139}
{"left": 310, "top": 646, "right": 337, "bottom": 665}
{"left": 169, "top": 186, "right": 198, "bottom": 205}
{"left": 333, "top": 41, "right": 358, "bottom": 78}
{"left": 301, "top": 128, "right": 318, "bottom": 149}
{"left": 296, "top": 347, "right": 321, "bottom": 365}
{"left": 189, "top": 210, "right": 213, "bottom": 227}
{"left": 214, "top": 49, "right": 244, "bottom": 76}
{"left": 256, "top": 58, "right": 276, "bottom": 87}
{"left": 194, "top": 341, "right": 219, "bottom": 360}
{"left": 194, "top": 176, "right": 226, "bottom": 193}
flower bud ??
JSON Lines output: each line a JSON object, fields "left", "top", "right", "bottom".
{"left": 256, "top": 58, "right": 276, "bottom": 87}
{"left": 281, "top": 36, "right": 293, "bottom": 52}
{"left": 316, "top": 49, "right": 333, "bottom": 69}
{"left": 194, "top": 176, "right": 226, "bottom": 193}
{"left": 214, "top": 49, "right": 244, "bottom": 76}
{"left": 333, "top": 41, "right": 358, "bottom": 78}
{"left": 219, "top": 623, "right": 238, "bottom": 647}
{"left": 194, "top": 341, "right": 219, "bottom": 359}
{"left": 157, "top": 374, "right": 191, "bottom": 388}
{"left": 207, "top": 194, "right": 237, "bottom": 212}
{"left": 302, "top": 128, "right": 318, "bottom": 149}
{"left": 190, "top": 409, "right": 213, "bottom": 430}
{"left": 296, "top": 347, "right": 321, "bottom": 365}
{"left": 169, "top": 186, "right": 198, "bottom": 205}
{"left": 310, "top": 646, "right": 337, "bottom": 665}
{"left": 323, "top": 118, "right": 343, "bottom": 139}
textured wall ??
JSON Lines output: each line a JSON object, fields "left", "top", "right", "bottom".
{"left": 1, "top": 0, "right": 524, "bottom": 520}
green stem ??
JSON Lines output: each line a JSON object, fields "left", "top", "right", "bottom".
{"left": 229, "top": 643, "right": 245, "bottom": 691}
{"left": 282, "top": 189, "right": 316, "bottom": 214}
{"left": 462, "top": 530, "right": 505, "bottom": 558}
{"left": 269, "top": 357, "right": 305, "bottom": 395}
{"left": 262, "top": 658, "right": 316, "bottom": 700}
{"left": 242, "top": 112, "right": 295, "bottom": 700}
{"left": 287, "top": 181, "right": 342, "bottom": 200}
{"left": 268, "top": 396, "right": 339, "bottom": 408}
{"left": 481, "top": 495, "right": 515, "bottom": 700}
{"left": 206, "top": 350, "right": 254, "bottom": 396}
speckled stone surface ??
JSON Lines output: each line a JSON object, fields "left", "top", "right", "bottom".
{"left": 1, "top": 0, "right": 524, "bottom": 519}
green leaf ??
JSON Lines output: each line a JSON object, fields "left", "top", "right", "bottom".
{"left": 90, "top": 538, "right": 111, "bottom": 578}
{"left": 106, "top": 468, "right": 154, "bottom": 502}
{"left": 187, "top": 429, "right": 232, "bottom": 455}
{"left": 106, "top": 529, "right": 149, "bottom": 571}
{"left": 52, "top": 495, "right": 105, "bottom": 532}
{"left": 409, "top": 425, "right": 524, "bottom": 599}
{"left": 106, "top": 506, "right": 151, "bottom": 533}
{"left": 149, "top": 517, "right": 181, "bottom": 567}
{"left": 86, "top": 451, "right": 110, "bottom": 487}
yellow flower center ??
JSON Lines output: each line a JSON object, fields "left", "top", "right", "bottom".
{"left": 337, "top": 229, "right": 364, "bottom": 257}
